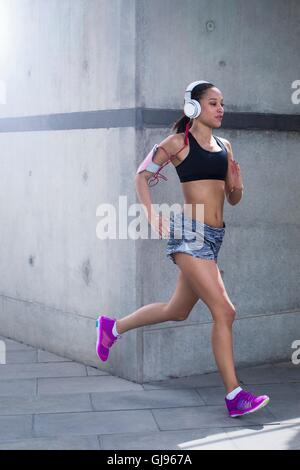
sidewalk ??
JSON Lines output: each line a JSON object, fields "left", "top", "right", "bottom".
{"left": 0, "top": 334, "right": 299, "bottom": 450}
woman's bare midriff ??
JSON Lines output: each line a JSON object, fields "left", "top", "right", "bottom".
{"left": 180, "top": 179, "right": 226, "bottom": 228}
{"left": 170, "top": 132, "right": 227, "bottom": 228}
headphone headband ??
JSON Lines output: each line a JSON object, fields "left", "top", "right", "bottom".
{"left": 184, "top": 80, "right": 210, "bottom": 100}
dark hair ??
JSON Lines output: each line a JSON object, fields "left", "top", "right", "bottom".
{"left": 171, "top": 82, "right": 215, "bottom": 134}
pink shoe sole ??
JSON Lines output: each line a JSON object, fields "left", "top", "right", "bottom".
{"left": 96, "top": 317, "right": 109, "bottom": 362}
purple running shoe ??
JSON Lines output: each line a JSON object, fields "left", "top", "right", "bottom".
{"left": 96, "top": 315, "right": 121, "bottom": 362}
{"left": 225, "top": 389, "right": 270, "bottom": 417}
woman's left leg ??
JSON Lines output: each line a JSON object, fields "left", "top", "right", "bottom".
{"left": 174, "top": 253, "right": 239, "bottom": 394}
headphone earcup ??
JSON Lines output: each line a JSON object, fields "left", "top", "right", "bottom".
{"left": 183, "top": 99, "right": 201, "bottom": 118}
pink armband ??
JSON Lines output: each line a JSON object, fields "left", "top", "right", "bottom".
{"left": 136, "top": 144, "right": 173, "bottom": 186}
{"left": 136, "top": 124, "right": 190, "bottom": 186}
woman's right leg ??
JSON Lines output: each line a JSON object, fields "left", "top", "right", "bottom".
{"left": 116, "top": 270, "right": 199, "bottom": 334}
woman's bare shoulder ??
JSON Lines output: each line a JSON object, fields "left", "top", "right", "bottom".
{"left": 216, "top": 136, "right": 232, "bottom": 151}
{"left": 159, "top": 133, "right": 187, "bottom": 157}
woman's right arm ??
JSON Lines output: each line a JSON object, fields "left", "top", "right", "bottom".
{"left": 135, "top": 134, "right": 181, "bottom": 238}
{"left": 134, "top": 173, "right": 167, "bottom": 237}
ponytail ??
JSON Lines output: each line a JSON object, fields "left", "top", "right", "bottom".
{"left": 171, "top": 114, "right": 191, "bottom": 134}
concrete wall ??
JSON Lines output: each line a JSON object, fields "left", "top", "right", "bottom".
{"left": 135, "top": 0, "right": 300, "bottom": 380}
{"left": 136, "top": 0, "right": 299, "bottom": 114}
{"left": 0, "top": 0, "right": 141, "bottom": 382}
{"left": 0, "top": 0, "right": 299, "bottom": 382}
{"left": 0, "top": 0, "right": 136, "bottom": 115}
{"left": 138, "top": 128, "right": 300, "bottom": 380}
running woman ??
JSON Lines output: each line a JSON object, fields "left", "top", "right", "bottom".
{"left": 96, "top": 80, "right": 270, "bottom": 418}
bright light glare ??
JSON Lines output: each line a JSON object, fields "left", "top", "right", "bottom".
{"left": 0, "top": 1, "right": 12, "bottom": 65}
{"left": 0, "top": 80, "right": 6, "bottom": 104}
{"left": 0, "top": 1, "right": 12, "bottom": 105}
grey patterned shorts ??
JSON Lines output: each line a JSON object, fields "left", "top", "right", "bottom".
{"left": 166, "top": 212, "right": 226, "bottom": 265}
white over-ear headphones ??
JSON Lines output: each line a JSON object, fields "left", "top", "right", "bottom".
{"left": 183, "top": 80, "right": 210, "bottom": 119}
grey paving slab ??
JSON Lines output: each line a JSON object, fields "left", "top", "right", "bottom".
{"left": 0, "top": 334, "right": 297, "bottom": 450}
{"left": 143, "top": 372, "right": 223, "bottom": 390}
{"left": 236, "top": 364, "right": 286, "bottom": 385}
{"left": 246, "top": 383, "right": 298, "bottom": 401}
{"left": 0, "top": 393, "right": 92, "bottom": 415}
{"left": 100, "top": 428, "right": 237, "bottom": 450}
{"left": 152, "top": 405, "right": 277, "bottom": 431}
{"left": 195, "top": 387, "right": 225, "bottom": 405}
{"left": 86, "top": 366, "right": 110, "bottom": 376}
{"left": 0, "top": 379, "right": 37, "bottom": 397}
{"left": 0, "top": 415, "right": 33, "bottom": 441}
{"left": 272, "top": 361, "right": 300, "bottom": 369}
{"left": 37, "top": 350, "right": 73, "bottom": 363}
{"left": 0, "top": 435, "right": 100, "bottom": 450}
{"left": 4, "top": 350, "right": 37, "bottom": 364}
{"left": 34, "top": 410, "right": 158, "bottom": 437}
{"left": 291, "top": 382, "right": 300, "bottom": 394}
{"left": 224, "top": 424, "right": 300, "bottom": 450}
{"left": 0, "top": 336, "right": 36, "bottom": 351}
{"left": 266, "top": 400, "right": 300, "bottom": 424}
{"left": 271, "top": 362, "right": 300, "bottom": 383}
{"left": 91, "top": 389, "right": 205, "bottom": 411}
{"left": 196, "top": 383, "right": 297, "bottom": 406}
{"left": 38, "top": 375, "right": 143, "bottom": 395}
{"left": 0, "top": 362, "right": 87, "bottom": 380}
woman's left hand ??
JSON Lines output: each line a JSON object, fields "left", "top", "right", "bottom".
{"left": 229, "top": 159, "right": 243, "bottom": 188}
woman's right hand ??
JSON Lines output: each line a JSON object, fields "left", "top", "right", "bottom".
{"left": 150, "top": 212, "right": 170, "bottom": 239}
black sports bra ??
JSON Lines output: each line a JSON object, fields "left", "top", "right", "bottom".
{"left": 175, "top": 131, "right": 228, "bottom": 183}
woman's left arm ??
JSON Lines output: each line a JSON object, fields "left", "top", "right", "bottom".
{"left": 223, "top": 139, "right": 244, "bottom": 206}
